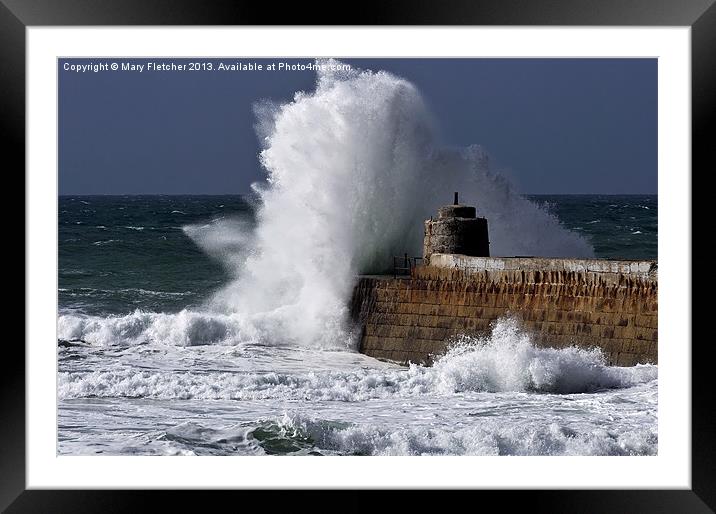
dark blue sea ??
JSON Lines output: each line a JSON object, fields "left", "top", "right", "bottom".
{"left": 59, "top": 194, "right": 656, "bottom": 316}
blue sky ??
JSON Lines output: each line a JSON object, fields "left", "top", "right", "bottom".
{"left": 59, "top": 58, "right": 657, "bottom": 195}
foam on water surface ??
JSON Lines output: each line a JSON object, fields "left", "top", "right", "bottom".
{"left": 58, "top": 318, "right": 657, "bottom": 456}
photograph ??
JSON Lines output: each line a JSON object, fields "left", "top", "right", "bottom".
{"left": 56, "top": 57, "right": 658, "bottom": 457}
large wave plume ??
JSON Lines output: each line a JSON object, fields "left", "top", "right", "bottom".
{"left": 60, "top": 59, "right": 593, "bottom": 349}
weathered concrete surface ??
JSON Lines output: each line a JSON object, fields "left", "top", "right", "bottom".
{"left": 424, "top": 207, "right": 490, "bottom": 263}
{"left": 350, "top": 255, "right": 658, "bottom": 367}
{"left": 429, "top": 254, "right": 658, "bottom": 280}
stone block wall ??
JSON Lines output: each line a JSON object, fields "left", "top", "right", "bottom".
{"left": 350, "top": 255, "right": 658, "bottom": 367}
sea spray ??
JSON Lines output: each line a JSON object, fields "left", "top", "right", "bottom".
{"left": 204, "top": 61, "right": 440, "bottom": 348}
{"left": 183, "top": 217, "right": 256, "bottom": 276}
{"left": 197, "top": 59, "right": 592, "bottom": 347}
{"left": 419, "top": 317, "right": 653, "bottom": 394}
{"left": 59, "top": 59, "right": 593, "bottom": 349}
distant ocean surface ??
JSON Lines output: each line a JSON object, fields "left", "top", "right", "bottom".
{"left": 526, "top": 195, "right": 657, "bottom": 261}
{"left": 60, "top": 194, "right": 656, "bottom": 316}
{"left": 58, "top": 194, "right": 658, "bottom": 456}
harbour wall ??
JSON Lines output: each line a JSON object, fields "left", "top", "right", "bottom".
{"left": 350, "top": 254, "right": 658, "bottom": 366}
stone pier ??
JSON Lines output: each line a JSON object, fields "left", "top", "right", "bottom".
{"left": 350, "top": 255, "right": 658, "bottom": 366}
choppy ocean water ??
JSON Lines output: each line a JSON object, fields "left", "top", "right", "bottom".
{"left": 58, "top": 194, "right": 657, "bottom": 456}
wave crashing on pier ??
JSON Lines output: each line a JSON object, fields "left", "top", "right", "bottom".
{"left": 182, "top": 59, "right": 593, "bottom": 348}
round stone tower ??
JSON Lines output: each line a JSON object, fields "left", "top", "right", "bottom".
{"left": 423, "top": 192, "right": 489, "bottom": 264}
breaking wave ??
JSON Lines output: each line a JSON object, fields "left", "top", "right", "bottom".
{"left": 59, "top": 59, "right": 592, "bottom": 349}
{"left": 237, "top": 411, "right": 657, "bottom": 456}
{"left": 59, "top": 319, "right": 656, "bottom": 399}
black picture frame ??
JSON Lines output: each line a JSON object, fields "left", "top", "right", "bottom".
{"left": 6, "top": 0, "right": 713, "bottom": 511}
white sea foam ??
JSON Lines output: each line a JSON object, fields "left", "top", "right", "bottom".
{"left": 58, "top": 319, "right": 656, "bottom": 399}
{"left": 58, "top": 315, "right": 658, "bottom": 456}
{"left": 252, "top": 411, "right": 657, "bottom": 456}
{"left": 59, "top": 309, "right": 239, "bottom": 347}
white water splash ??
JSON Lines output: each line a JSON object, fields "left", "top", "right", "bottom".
{"left": 195, "top": 59, "right": 592, "bottom": 347}
{"left": 60, "top": 59, "right": 593, "bottom": 349}
{"left": 59, "top": 318, "right": 654, "bottom": 399}
{"left": 58, "top": 317, "right": 657, "bottom": 456}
